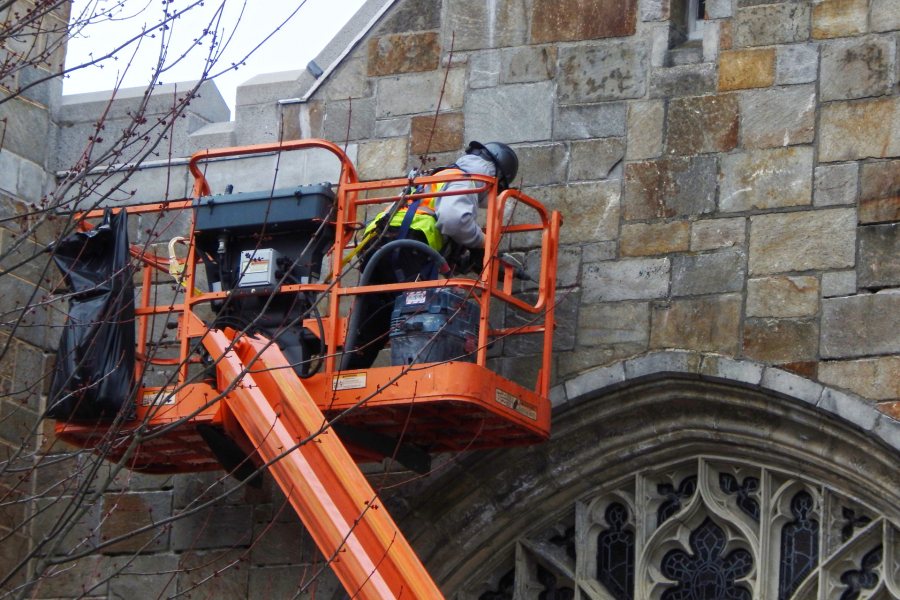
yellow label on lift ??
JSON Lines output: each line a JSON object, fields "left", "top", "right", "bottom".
{"left": 333, "top": 372, "right": 367, "bottom": 391}
{"left": 495, "top": 388, "right": 537, "bottom": 420}
{"left": 141, "top": 389, "right": 176, "bottom": 406}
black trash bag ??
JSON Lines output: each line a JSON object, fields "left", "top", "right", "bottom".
{"left": 48, "top": 208, "right": 136, "bottom": 421}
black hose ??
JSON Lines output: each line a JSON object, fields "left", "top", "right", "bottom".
{"left": 340, "top": 239, "right": 448, "bottom": 371}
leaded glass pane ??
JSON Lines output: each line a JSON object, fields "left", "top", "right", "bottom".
{"left": 778, "top": 491, "right": 819, "bottom": 600}
{"left": 839, "top": 546, "right": 882, "bottom": 600}
{"left": 596, "top": 502, "right": 635, "bottom": 600}
{"left": 660, "top": 517, "right": 752, "bottom": 600}
{"left": 658, "top": 476, "right": 697, "bottom": 526}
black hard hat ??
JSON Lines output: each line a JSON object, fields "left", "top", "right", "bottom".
{"left": 466, "top": 141, "right": 519, "bottom": 190}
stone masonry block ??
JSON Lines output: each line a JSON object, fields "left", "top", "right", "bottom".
{"left": 376, "top": 0, "right": 441, "bottom": 34}
{"left": 33, "top": 495, "right": 102, "bottom": 555}
{"left": 821, "top": 270, "right": 857, "bottom": 297}
{"left": 585, "top": 241, "right": 618, "bottom": 262}
{"left": 375, "top": 116, "right": 411, "bottom": 138}
{"left": 819, "top": 356, "right": 900, "bottom": 401}
{"left": 248, "top": 565, "right": 341, "bottom": 600}
{"left": 410, "top": 113, "right": 464, "bottom": 155}
{"left": 649, "top": 63, "right": 717, "bottom": 99}
{"left": 719, "top": 146, "right": 814, "bottom": 212}
{"left": 178, "top": 550, "right": 249, "bottom": 597}
{"left": 466, "top": 81, "right": 553, "bottom": 143}
{"left": 812, "top": 0, "right": 868, "bottom": 39}
{"left": 0, "top": 274, "right": 50, "bottom": 348}
{"left": 100, "top": 491, "right": 172, "bottom": 553}
{"left": 367, "top": 32, "right": 440, "bottom": 77}
{"left": 558, "top": 41, "right": 648, "bottom": 103}
{"left": 526, "top": 244, "right": 581, "bottom": 288}
{"left": 821, "top": 292, "right": 900, "bottom": 357}
{"left": 32, "top": 555, "right": 106, "bottom": 597}
{"left": 859, "top": 160, "right": 900, "bottom": 224}
{"left": 171, "top": 504, "right": 253, "bottom": 551}
{"left": 529, "top": 181, "right": 620, "bottom": 244}
{"left": 322, "top": 97, "right": 376, "bottom": 142}
{"left": 569, "top": 138, "right": 625, "bottom": 181}
{"left": 740, "top": 85, "right": 816, "bottom": 149}
{"left": 357, "top": 137, "right": 408, "bottom": 181}
{"left": 106, "top": 554, "right": 180, "bottom": 600}
{"left": 747, "top": 275, "right": 819, "bottom": 318}
{"left": 0, "top": 401, "right": 38, "bottom": 449}
{"left": 376, "top": 69, "right": 465, "bottom": 118}
{"left": 858, "top": 223, "right": 900, "bottom": 288}
{"left": 814, "top": 162, "right": 859, "bottom": 207}
{"left": 819, "top": 97, "right": 900, "bottom": 162}
{"left": 872, "top": 0, "right": 900, "bottom": 32}
{"left": 514, "top": 143, "right": 568, "bottom": 186}
{"left": 719, "top": 48, "right": 775, "bottom": 90}
{"left": 666, "top": 94, "right": 739, "bottom": 156}
{"left": 820, "top": 36, "right": 895, "bottom": 102}
{"left": 776, "top": 43, "right": 819, "bottom": 85}
{"left": 554, "top": 102, "right": 627, "bottom": 140}
{"left": 626, "top": 100, "right": 665, "bottom": 160}
{"left": 565, "top": 362, "right": 627, "bottom": 401}
{"left": 743, "top": 318, "right": 819, "bottom": 363}
{"left": 532, "top": 0, "right": 637, "bottom": 43}
{"left": 624, "top": 350, "right": 703, "bottom": 379}
{"left": 583, "top": 258, "right": 670, "bottom": 302}
{"left": 748, "top": 208, "right": 856, "bottom": 275}
{"left": 707, "top": 0, "right": 733, "bottom": 19}
{"left": 671, "top": 249, "right": 746, "bottom": 296}
{"left": 690, "top": 217, "right": 746, "bottom": 251}
{"left": 469, "top": 50, "right": 501, "bottom": 89}
{"left": 818, "top": 387, "right": 878, "bottom": 430}
{"left": 860, "top": 198, "right": 900, "bottom": 226}
{"left": 577, "top": 301, "right": 650, "bottom": 347}
{"left": 620, "top": 221, "right": 690, "bottom": 257}
{"left": 550, "top": 383, "right": 568, "bottom": 408}
{"left": 650, "top": 295, "right": 742, "bottom": 354}
{"left": 641, "top": 0, "right": 670, "bottom": 21}
{"left": 700, "top": 355, "right": 764, "bottom": 386}
{"left": 734, "top": 3, "right": 811, "bottom": 47}
{"left": 445, "top": 0, "right": 527, "bottom": 50}
{"left": 760, "top": 367, "right": 824, "bottom": 406}
{"left": 0, "top": 98, "right": 51, "bottom": 165}
{"left": 623, "top": 157, "right": 717, "bottom": 220}
{"left": 322, "top": 57, "right": 372, "bottom": 102}
{"left": 0, "top": 150, "right": 18, "bottom": 196}
{"left": 501, "top": 45, "right": 557, "bottom": 84}
{"left": 703, "top": 20, "right": 722, "bottom": 63}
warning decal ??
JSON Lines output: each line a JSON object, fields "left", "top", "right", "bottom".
{"left": 333, "top": 372, "right": 367, "bottom": 391}
{"left": 495, "top": 388, "right": 537, "bottom": 420}
{"left": 141, "top": 389, "right": 176, "bottom": 406}
{"left": 405, "top": 290, "right": 427, "bottom": 305}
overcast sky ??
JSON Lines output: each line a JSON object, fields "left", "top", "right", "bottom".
{"left": 63, "top": 0, "right": 367, "bottom": 115}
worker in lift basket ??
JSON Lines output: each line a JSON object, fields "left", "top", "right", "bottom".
{"left": 340, "top": 141, "right": 519, "bottom": 371}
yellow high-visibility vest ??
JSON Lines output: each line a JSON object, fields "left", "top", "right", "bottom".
{"left": 363, "top": 168, "right": 464, "bottom": 252}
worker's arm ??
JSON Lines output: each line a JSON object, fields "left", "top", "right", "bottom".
{"left": 434, "top": 180, "right": 484, "bottom": 248}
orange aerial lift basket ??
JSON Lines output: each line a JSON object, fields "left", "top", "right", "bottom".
{"left": 51, "top": 139, "right": 562, "bottom": 598}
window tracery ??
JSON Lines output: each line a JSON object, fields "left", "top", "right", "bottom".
{"left": 463, "top": 457, "right": 899, "bottom": 599}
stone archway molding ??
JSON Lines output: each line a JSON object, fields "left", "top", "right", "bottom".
{"left": 553, "top": 350, "right": 899, "bottom": 452}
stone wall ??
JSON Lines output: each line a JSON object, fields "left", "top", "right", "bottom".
{"left": 0, "top": 0, "right": 70, "bottom": 581}
{"left": 284, "top": 0, "right": 899, "bottom": 417}
{"left": 4, "top": 0, "right": 899, "bottom": 597}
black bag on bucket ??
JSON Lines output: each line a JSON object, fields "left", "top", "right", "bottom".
{"left": 48, "top": 208, "right": 136, "bottom": 420}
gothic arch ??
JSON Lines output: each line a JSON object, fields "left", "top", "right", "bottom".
{"left": 391, "top": 353, "right": 900, "bottom": 599}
